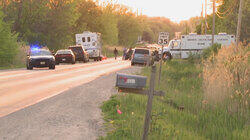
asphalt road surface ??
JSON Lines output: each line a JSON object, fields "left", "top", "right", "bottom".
{"left": 0, "top": 58, "right": 130, "bottom": 117}
{"left": 0, "top": 58, "right": 142, "bottom": 140}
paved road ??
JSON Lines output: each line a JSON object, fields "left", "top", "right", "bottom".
{"left": 0, "top": 58, "right": 130, "bottom": 117}
{"left": 0, "top": 66, "right": 141, "bottom": 140}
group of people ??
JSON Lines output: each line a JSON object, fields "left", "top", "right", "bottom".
{"left": 113, "top": 47, "right": 133, "bottom": 60}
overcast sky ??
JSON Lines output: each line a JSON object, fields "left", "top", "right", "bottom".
{"left": 96, "top": 0, "right": 213, "bottom": 23}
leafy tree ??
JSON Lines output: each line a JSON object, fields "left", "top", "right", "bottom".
{"left": 45, "top": 0, "right": 79, "bottom": 50}
{"left": 97, "top": 3, "right": 118, "bottom": 45}
{"left": 0, "top": 10, "right": 18, "bottom": 66}
{"left": 74, "top": 0, "right": 102, "bottom": 33}
{"left": 1, "top": 0, "right": 182, "bottom": 50}
{"left": 117, "top": 12, "right": 142, "bottom": 46}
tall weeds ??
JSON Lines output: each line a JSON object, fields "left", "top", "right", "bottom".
{"left": 203, "top": 44, "right": 249, "bottom": 115}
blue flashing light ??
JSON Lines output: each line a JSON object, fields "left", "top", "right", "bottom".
{"left": 30, "top": 44, "right": 42, "bottom": 52}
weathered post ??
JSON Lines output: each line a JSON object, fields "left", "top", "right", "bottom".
{"left": 158, "top": 45, "right": 164, "bottom": 85}
{"left": 212, "top": 0, "right": 215, "bottom": 45}
{"left": 236, "top": 0, "right": 244, "bottom": 46}
{"left": 142, "top": 65, "right": 156, "bottom": 140}
{"left": 157, "top": 32, "right": 169, "bottom": 85}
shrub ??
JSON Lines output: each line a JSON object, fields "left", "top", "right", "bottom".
{"left": 187, "top": 52, "right": 201, "bottom": 64}
{"left": 202, "top": 43, "right": 222, "bottom": 60}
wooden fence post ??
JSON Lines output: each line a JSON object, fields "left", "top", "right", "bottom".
{"left": 142, "top": 65, "right": 156, "bottom": 140}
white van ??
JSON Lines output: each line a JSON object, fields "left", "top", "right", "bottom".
{"left": 164, "top": 33, "right": 235, "bottom": 59}
{"left": 75, "top": 31, "right": 102, "bottom": 61}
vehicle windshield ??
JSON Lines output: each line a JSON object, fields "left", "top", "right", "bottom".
{"left": 30, "top": 50, "right": 52, "bottom": 56}
{"left": 169, "top": 40, "right": 180, "bottom": 47}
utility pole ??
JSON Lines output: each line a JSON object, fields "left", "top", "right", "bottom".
{"left": 201, "top": 2, "right": 204, "bottom": 34}
{"left": 205, "top": 0, "right": 207, "bottom": 34}
{"left": 236, "top": 0, "right": 244, "bottom": 45}
{"left": 212, "top": 0, "right": 215, "bottom": 45}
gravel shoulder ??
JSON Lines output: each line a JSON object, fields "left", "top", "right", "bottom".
{"left": 0, "top": 66, "right": 141, "bottom": 140}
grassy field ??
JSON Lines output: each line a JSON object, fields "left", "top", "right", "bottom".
{"left": 102, "top": 45, "right": 123, "bottom": 58}
{"left": 100, "top": 59, "right": 249, "bottom": 140}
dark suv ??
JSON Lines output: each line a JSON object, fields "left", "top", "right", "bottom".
{"left": 68, "top": 45, "right": 89, "bottom": 62}
{"left": 26, "top": 49, "right": 56, "bottom": 70}
{"left": 131, "top": 48, "right": 154, "bottom": 66}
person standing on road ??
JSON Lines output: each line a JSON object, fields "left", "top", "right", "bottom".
{"left": 122, "top": 47, "right": 127, "bottom": 60}
{"left": 114, "top": 48, "right": 118, "bottom": 60}
{"left": 128, "top": 47, "right": 133, "bottom": 60}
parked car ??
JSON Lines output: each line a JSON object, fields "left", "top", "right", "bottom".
{"left": 131, "top": 48, "right": 154, "bottom": 66}
{"left": 55, "top": 49, "right": 75, "bottom": 64}
{"left": 68, "top": 45, "right": 89, "bottom": 62}
{"left": 26, "top": 49, "right": 55, "bottom": 70}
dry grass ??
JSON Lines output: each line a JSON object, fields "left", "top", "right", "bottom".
{"left": 203, "top": 43, "right": 250, "bottom": 114}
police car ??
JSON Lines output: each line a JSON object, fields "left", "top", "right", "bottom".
{"left": 26, "top": 48, "right": 56, "bottom": 70}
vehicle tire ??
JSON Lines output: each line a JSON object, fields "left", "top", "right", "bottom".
{"left": 131, "top": 62, "right": 134, "bottom": 66}
{"left": 72, "top": 59, "right": 75, "bottom": 64}
{"left": 49, "top": 64, "right": 55, "bottom": 69}
{"left": 56, "top": 62, "right": 59, "bottom": 65}
{"left": 27, "top": 64, "right": 33, "bottom": 70}
{"left": 83, "top": 58, "right": 87, "bottom": 63}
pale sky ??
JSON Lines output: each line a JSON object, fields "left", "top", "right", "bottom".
{"left": 97, "top": 0, "right": 213, "bottom": 23}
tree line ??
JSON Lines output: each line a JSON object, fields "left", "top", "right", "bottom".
{"left": 0, "top": 0, "right": 181, "bottom": 66}
{"left": 0, "top": 0, "right": 181, "bottom": 49}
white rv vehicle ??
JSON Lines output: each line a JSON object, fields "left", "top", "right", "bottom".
{"left": 164, "top": 33, "right": 235, "bottom": 59}
{"left": 75, "top": 31, "right": 102, "bottom": 61}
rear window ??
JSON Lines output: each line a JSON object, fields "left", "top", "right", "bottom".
{"left": 56, "top": 50, "right": 71, "bottom": 54}
{"left": 69, "top": 46, "right": 83, "bottom": 54}
{"left": 134, "top": 49, "right": 149, "bottom": 54}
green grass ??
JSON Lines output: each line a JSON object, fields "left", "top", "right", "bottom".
{"left": 100, "top": 60, "right": 249, "bottom": 140}
{"left": 0, "top": 64, "right": 25, "bottom": 70}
